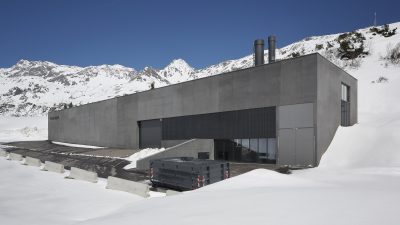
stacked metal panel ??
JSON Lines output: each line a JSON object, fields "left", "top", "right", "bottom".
{"left": 150, "top": 157, "right": 230, "bottom": 191}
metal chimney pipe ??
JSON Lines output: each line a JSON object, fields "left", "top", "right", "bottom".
{"left": 254, "top": 39, "right": 265, "bottom": 66}
{"left": 268, "top": 35, "right": 276, "bottom": 63}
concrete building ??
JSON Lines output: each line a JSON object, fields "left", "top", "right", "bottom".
{"left": 48, "top": 39, "right": 357, "bottom": 167}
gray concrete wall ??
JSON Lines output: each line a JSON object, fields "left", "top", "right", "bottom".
{"left": 315, "top": 55, "right": 358, "bottom": 163}
{"left": 116, "top": 94, "right": 139, "bottom": 148}
{"left": 49, "top": 98, "right": 118, "bottom": 147}
{"left": 136, "top": 139, "right": 214, "bottom": 170}
{"left": 49, "top": 54, "right": 320, "bottom": 150}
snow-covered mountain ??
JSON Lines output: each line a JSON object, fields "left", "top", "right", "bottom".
{"left": 0, "top": 22, "right": 399, "bottom": 116}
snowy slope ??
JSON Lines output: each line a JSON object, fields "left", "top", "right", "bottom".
{"left": 1, "top": 22, "right": 398, "bottom": 116}
{"left": 320, "top": 31, "right": 400, "bottom": 168}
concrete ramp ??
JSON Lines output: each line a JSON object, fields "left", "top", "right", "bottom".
{"left": 106, "top": 176, "right": 149, "bottom": 197}
{"left": 43, "top": 161, "right": 65, "bottom": 173}
{"left": 9, "top": 153, "right": 23, "bottom": 161}
{"left": 136, "top": 139, "right": 214, "bottom": 170}
{"left": 67, "top": 167, "right": 98, "bottom": 183}
{"left": 0, "top": 149, "right": 7, "bottom": 157}
{"left": 23, "top": 157, "right": 41, "bottom": 167}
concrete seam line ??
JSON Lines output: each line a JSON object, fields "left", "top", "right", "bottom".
{"left": 106, "top": 176, "right": 150, "bottom": 198}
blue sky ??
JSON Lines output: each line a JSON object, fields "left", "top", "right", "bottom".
{"left": 0, "top": 0, "right": 399, "bottom": 70}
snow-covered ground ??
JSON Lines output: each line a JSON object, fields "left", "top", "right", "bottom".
{"left": 1, "top": 154, "right": 399, "bottom": 225}
{"left": 76, "top": 167, "right": 400, "bottom": 225}
{"left": 0, "top": 158, "right": 143, "bottom": 225}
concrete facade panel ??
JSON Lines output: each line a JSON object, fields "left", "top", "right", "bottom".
{"left": 278, "top": 103, "right": 314, "bottom": 129}
{"left": 279, "top": 54, "right": 317, "bottom": 105}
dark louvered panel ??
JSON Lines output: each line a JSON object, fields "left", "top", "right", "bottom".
{"left": 341, "top": 100, "right": 350, "bottom": 126}
{"left": 162, "top": 107, "right": 276, "bottom": 140}
{"left": 139, "top": 119, "right": 162, "bottom": 148}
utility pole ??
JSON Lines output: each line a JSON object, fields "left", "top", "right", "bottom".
{"left": 374, "top": 12, "right": 377, "bottom": 27}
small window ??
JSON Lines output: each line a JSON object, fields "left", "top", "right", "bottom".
{"left": 341, "top": 83, "right": 350, "bottom": 102}
{"left": 341, "top": 83, "right": 351, "bottom": 126}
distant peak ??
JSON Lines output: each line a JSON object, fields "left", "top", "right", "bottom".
{"left": 15, "top": 59, "right": 57, "bottom": 67}
{"left": 16, "top": 59, "right": 31, "bottom": 66}
{"left": 167, "top": 59, "right": 192, "bottom": 68}
{"left": 171, "top": 58, "right": 187, "bottom": 64}
{"left": 161, "top": 59, "right": 195, "bottom": 75}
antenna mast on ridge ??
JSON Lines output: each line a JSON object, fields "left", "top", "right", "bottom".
{"left": 374, "top": 12, "right": 377, "bottom": 27}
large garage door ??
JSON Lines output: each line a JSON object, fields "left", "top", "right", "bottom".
{"left": 139, "top": 119, "right": 161, "bottom": 149}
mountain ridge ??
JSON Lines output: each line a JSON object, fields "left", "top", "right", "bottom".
{"left": 0, "top": 22, "right": 399, "bottom": 116}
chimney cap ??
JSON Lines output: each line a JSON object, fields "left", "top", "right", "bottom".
{"left": 254, "top": 39, "right": 264, "bottom": 45}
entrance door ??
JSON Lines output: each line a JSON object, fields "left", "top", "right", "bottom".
{"left": 278, "top": 103, "right": 315, "bottom": 166}
{"left": 295, "top": 128, "right": 314, "bottom": 166}
{"left": 139, "top": 119, "right": 161, "bottom": 148}
{"left": 277, "top": 129, "right": 296, "bottom": 165}
{"left": 278, "top": 128, "right": 314, "bottom": 166}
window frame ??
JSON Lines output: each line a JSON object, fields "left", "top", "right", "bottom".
{"left": 341, "top": 83, "right": 350, "bottom": 102}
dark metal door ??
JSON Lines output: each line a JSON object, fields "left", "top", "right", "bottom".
{"left": 341, "top": 100, "right": 350, "bottom": 126}
{"left": 139, "top": 119, "right": 161, "bottom": 149}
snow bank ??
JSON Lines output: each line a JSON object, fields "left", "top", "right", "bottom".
{"left": 124, "top": 148, "right": 166, "bottom": 169}
{"left": 320, "top": 119, "right": 400, "bottom": 168}
{"left": 319, "top": 28, "right": 400, "bottom": 168}
{"left": 78, "top": 166, "right": 400, "bottom": 225}
{"left": 199, "top": 168, "right": 324, "bottom": 191}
